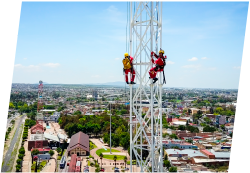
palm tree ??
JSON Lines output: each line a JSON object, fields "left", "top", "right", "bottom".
{"left": 86, "top": 156, "right": 89, "bottom": 166}
{"left": 99, "top": 153, "right": 103, "bottom": 169}
{"left": 124, "top": 156, "right": 127, "bottom": 169}
{"left": 113, "top": 155, "right": 117, "bottom": 168}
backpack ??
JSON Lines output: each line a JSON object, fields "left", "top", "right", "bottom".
{"left": 123, "top": 57, "right": 132, "bottom": 69}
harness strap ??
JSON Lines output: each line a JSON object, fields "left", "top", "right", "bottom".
{"left": 163, "top": 70, "right": 166, "bottom": 84}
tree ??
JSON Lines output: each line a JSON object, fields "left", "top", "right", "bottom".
{"left": 9, "top": 102, "right": 15, "bottom": 109}
{"left": 49, "top": 150, "right": 55, "bottom": 157}
{"left": 203, "top": 125, "right": 216, "bottom": 132}
{"left": 124, "top": 156, "right": 128, "bottom": 168}
{"left": 220, "top": 124, "right": 225, "bottom": 130}
{"left": 169, "top": 134, "right": 178, "bottom": 139}
{"left": 178, "top": 125, "right": 186, "bottom": 131}
{"left": 164, "top": 154, "right": 168, "bottom": 161}
{"left": 31, "top": 149, "right": 40, "bottom": 156}
{"left": 230, "top": 132, "right": 233, "bottom": 138}
{"left": 99, "top": 153, "right": 103, "bottom": 169}
{"left": 56, "top": 147, "right": 62, "bottom": 154}
{"left": 113, "top": 155, "right": 117, "bottom": 168}
{"left": 164, "top": 160, "right": 171, "bottom": 169}
{"left": 169, "top": 166, "right": 177, "bottom": 172}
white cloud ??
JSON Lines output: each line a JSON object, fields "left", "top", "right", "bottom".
{"left": 188, "top": 57, "right": 198, "bottom": 61}
{"left": 14, "top": 64, "right": 22, "bottom": 67}
{"left": 106, "top": 5, "right": 119, "bottom": 13}
{"left": 115, "top": 58, "right": 120, "bottom": 61}
{"left": 182, "top": 65, "right": 201, "bottom": 70}
{"left": 23, "top": 58, "right": 27, "bottom": 60}
{"left": 43, "top": 63, "right": 60, "bottom": 68}
{"left": 233, "top": 66, "right": 241, "bottom": 69}
{"left": 14, "top": 64, "right": 40, "bottom": 71}
{"left": 201, "top": 57, "right": 207, "bottom": 60}
{"left": 166, "top": 61, "right": 175, "bottom": 65}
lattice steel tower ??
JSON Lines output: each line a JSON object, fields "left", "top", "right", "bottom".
{"left": 37, "top": 80, "right": 44, "bottom": 125}
{"left": 129, "top": 2, "right": 163, "bottom": 172}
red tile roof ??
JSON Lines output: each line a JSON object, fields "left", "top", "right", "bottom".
{"left": 201, "top": 149, "right": 214, "bottom": 156}
{"left": 68, "top": 154, "right": 77, "bottom": 172}
{"left": 31, "top": 148, "right": 51, "bottom": 152}
{"left": 68, "top": 131, "right": 89, "bottom": 152}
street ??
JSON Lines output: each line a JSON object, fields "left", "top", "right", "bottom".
{"left": 1, "top": 115, "right": 26, "bottom": 172}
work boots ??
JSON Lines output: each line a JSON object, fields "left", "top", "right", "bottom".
{"left": 153, "top": 77, "right": 158, "bottom": 83}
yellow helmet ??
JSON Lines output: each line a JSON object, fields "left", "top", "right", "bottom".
{"left": 124, "top": 53, "right": 129, "bottom": 57}
{"left": 159, "top": 50, "right": 164, "bottom": 54}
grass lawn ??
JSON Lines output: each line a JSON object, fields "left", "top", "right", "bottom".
{"left": 103, "top": 155, "right": 125, "bottom": 160}
{"left": 96, "top": 149, "right": 120, "bottom": 156}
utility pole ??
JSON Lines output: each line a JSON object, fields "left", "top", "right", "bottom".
{"left": 110, "top": 102, "right": 112, "bottom": 154}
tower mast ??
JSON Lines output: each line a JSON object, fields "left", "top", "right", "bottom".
{"left": 129, "top": 2, "right": 163, "bottom": 172}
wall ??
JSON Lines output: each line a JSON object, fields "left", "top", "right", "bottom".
{"left": 68, "top": 147, "right": 88, "bottom": 156}
{"left": 28, "top": 140, "right": 49, "bottom": 150}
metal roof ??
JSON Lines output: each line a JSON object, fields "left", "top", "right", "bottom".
{"left": 209, "top": 149, "right": 231, "bottom": 158}
{"left": 165, "top": 149, "right": 207, "bottom": 158}
{"left": 43, "top": 133, "right": 60, "bottom": 142}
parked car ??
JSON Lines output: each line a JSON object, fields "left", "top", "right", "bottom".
{"left": 114, "top": 170, "right": 119, "bottom": 173}
{"left": 100, "top": 168, "right": 105, "bottom": 172}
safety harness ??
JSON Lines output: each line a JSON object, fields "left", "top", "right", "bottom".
{"left": 154, "top": 55, "right": 166, "bottom": 84}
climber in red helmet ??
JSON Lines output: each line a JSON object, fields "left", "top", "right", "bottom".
{"left": 149, "top": 49, "right": 167, "bottom": 84}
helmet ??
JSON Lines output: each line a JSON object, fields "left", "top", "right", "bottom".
{"left": 159, "top": 50, "right": 164, "bottom": 54}
{"left": 124, "top": 53, "right": 129, "bottom": 57}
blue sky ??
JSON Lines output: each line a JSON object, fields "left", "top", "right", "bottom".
{"left": 12, "top": 2, "right": 248, "bottom": 89}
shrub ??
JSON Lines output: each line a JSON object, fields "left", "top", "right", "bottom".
{"left": 18, "top": 154, "right": 24, "bottom": 159}
{"left": 16, "top": 159, "right": 22, "bottom": 164}
{"left": 19, "top": 148, "right": 25, "bottom": 154}
{"left": 90, "top": 162, "right": 94, "bottom": 167}
{"left": 57, "top": 156, "right": 62, "bottom": 160}
{"left": 16, "top": 164, "right": 21, "bottom": 172}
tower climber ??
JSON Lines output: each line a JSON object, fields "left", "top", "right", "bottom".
{"left": 149, "top": 49, "right": 167, "bottom": 84}
{"left": 123, "top": 53, "right": 136, "bottom": 84}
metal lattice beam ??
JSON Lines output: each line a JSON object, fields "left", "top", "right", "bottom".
{"left": 129, "top": 2, "right": 163, "bottom": 173}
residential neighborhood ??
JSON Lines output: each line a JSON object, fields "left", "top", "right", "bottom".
{"left": 1, "top": 83, "right": 236, "bottom": 172}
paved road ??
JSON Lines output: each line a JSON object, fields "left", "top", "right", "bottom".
{"left": 1, "top": 115, "right": 26, "bottom": 172}
{"left": 6, "top": 113, "right": 19, "bottom": 130}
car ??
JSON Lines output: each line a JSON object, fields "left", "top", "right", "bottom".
{"left": 114, "top": 168, "right": 119, "bottom": 170}
{"left": 67, "top": 162, "right": 69, "bottom": 166}
{"left": 100, "top": 168, "right": 105, "bottom": 172}
{"left": 114, "top": 170, "right": 119, "bottom": 173}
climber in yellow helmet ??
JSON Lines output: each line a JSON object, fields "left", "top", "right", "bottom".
{"left": 122, "top": 53, "right": 136, "bottom": 84}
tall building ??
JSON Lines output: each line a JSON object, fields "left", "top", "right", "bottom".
{"left": 92, "top": 90, "right": 98, "bottom": 100}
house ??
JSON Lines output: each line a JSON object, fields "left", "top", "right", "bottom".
{"left": 216, "top": 115, "right": 226, "bottom": 125}
{"left": 28, "top": 134, "right": 49, "bottom": 150}
{"left": 67, "top": 131, "right": 89, "bottom": 156}
{"left": 163, "top": 140, "right": 198, "bottom": 149}
{"left": 30, "top": 122, "right": 44, "bottom": 134}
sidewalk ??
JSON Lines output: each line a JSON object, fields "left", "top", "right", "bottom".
{"left": 22, "top": 129, "right": 31, "bottom": 172}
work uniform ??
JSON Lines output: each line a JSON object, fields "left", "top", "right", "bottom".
{"left": 123, "top": 57, "right": 136, "bottom": 83}
{"left": 149, "top": 54, "right": 166, "bottom": 78}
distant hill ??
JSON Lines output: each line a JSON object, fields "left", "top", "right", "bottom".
{"left": 84, "top": 81, "right": 126, "bottom": 86}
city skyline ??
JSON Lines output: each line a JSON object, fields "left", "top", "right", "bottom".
{"left": 12, "top": 2, "right": 248, "bottom": 89}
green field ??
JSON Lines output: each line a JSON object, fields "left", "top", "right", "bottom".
{"left": 96, "top": 149, "right": 120, "bottom": 156}
{"left": 103, "top": 155, "right": 125, "bottom": 160}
